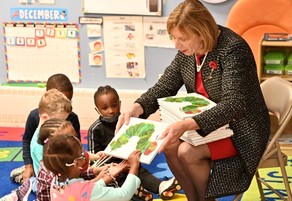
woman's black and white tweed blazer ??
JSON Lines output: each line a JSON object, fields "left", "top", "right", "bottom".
{"left": 135, "top": 26, "right": 270, "bottom": 198}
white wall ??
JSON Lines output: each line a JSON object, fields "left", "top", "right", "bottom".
{"left": 0, "top": 87, "right": 160, "bottom": 130}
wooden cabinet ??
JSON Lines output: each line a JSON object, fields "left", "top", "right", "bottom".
{"left": 258, "top": 40, "right": 292, "bottom": 82}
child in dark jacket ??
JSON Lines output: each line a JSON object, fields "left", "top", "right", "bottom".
{"left": 87, "top": 85, "right": 181, "bottom": 201}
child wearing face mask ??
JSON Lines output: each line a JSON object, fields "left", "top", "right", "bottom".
{"left": 43, "top": 134, "right": 141, "bottom": 201}
{"left": 87, "top": 85, "right": 181, "bottom": 201}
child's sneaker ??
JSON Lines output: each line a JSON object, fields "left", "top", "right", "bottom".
{"left": 159, "top": 177, "right": 181, "bottom": 200}
{"left": 10, "top": 165, "right": 25, "bottom": 184}
{"left": 13, "top": 174, "right": 24, "bottom": 185}
{"left": 0, "top": 191, "right": 18, "bottom": 201}
{"left": 132, "top": 186, "right": 153, "bottom": 201}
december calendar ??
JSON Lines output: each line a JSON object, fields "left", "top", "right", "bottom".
{"left": 3, "top": 22, "right": 80, "bottom": 83}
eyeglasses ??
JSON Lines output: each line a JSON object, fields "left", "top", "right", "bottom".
{"left": 65, "top": 148, "right": 88, "bottom": 167}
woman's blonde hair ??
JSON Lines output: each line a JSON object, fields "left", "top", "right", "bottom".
{"left": 167, "top": 0, "right": 219, "bottom": 52}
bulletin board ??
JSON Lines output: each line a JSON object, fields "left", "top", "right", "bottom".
{"left": 83, "top": 0, "right": 162, "bottom": 16}
{"left": 3, "top": 22, "right": 80, "bottom": 83}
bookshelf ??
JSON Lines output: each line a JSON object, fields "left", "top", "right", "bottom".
{"left": 259, "top": 39, "right": 292, "bottom": 136}
{"left": 258, "top": 40, "right": 292, "bottom": 82}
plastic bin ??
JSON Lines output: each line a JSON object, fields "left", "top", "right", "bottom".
{"left": 264, "top": 64, "right": 285, "bottom": 75}
{"left": 264, "top": 51, "right": 285, "bottom": 65}
{"left": 285, "top": 64, "right": 292, "bottom": 75}
{"left": 287, "top": 53, "right": 292, "bottom": 65}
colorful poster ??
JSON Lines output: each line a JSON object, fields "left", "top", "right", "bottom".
{"left": 103, "top": 16, "right": 145, "bottom": 78}
{"left": 89, "top": 39, "right": 104, "bottom": 53}
{"left": 89, "top": 53, "right": 103, "bottom": 66}
{"left": 3, "top": 22, "right": 80, "bottom": 83}
{"left": 87, "top": 24, "right": 102, "bottom": 38}
{"left": 143, "top": 17, "right": 174, "bottom": 48}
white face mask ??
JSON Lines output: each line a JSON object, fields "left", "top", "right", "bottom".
{"left": 100, "top": 112, "right": 120, "bottom": 123}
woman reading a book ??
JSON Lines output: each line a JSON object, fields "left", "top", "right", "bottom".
{"left": 115, "top": 0, "right": 270, "bottom": 201}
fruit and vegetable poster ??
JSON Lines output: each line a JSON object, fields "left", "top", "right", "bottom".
{"left": 3, "top": 22, "right": 80, "bottom": 83}
{"left": 103, "top": 16, "right": 146, "bottom": 78}
{"left": 104, "top": 117, "right": 164, "bottom": 164}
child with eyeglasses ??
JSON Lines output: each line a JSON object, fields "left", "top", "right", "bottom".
{"left": 36, "top": 118, "right": 107, "bottom": 201}
{"left": 43, "top": 133, "right": 141, "bottom": 201}
{"left": 0, "top": 119, "right": 106, "bottom": 201}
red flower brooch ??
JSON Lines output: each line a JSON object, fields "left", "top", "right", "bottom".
{"left": 205, "top": 61, "right": 218, "bottom": 81}
{"left": 209, "top": 61, "right": 218, "bottom": 70}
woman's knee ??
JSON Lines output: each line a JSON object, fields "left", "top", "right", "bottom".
{"left": 177, "top": 143, "right": 195, "bottom": 161}
{"left": 164, "top": 141, "right": 179, "bottom": 156}
{"left": 177, "top": 143, "right": 210, "bottom": 162}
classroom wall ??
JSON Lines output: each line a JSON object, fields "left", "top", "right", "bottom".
{"left": 0, "top": 0, "right": 237, "bottom": 91}
{"left": 0, "top": 0, "right": 237, "bottom": 129}
{"left": 0, "top": 86, "right": 159, "bottom": 129}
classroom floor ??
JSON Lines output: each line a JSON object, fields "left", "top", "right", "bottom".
{"left": 281, "top": 144, "right": 292, "bottom": 156}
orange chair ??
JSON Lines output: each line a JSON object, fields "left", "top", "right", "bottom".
{"left": 226, "top": 0, "right": 292, "bottom": 72}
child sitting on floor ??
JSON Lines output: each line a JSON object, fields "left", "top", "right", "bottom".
{"left": 0, "top": 118, "right": 106, "bottom": 201}
{"left": 11, "top": 73, "right": 81, "bottom": 185}
{"left": 43, "top": 133, "right": 141, "bottom": 201}
{"left": 37, "top": 118, "right": 106, "bottom": 201}
{"left": 1, "top": 89, "right": 79, "bottom": 201}
{"left": 88, "top": 85, "right": 181, "bottom": 201}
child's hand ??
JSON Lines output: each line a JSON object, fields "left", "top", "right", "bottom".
{"left": 127, "top": 150, "right": 141, "bottom": 175}
{"left": 127, "top": 150, "right": 141, "bottom": 166}
{"left": 99, "top": 165, "right": 109, "bottom": 177}
{"left": 96, "top": 151, "right": 106, "bottom": 159}
{"left": 90, "top": 165, "right": 109, "bottom": 183}
{"left": 108, "top": 161, "right": 128, "bottom": 177}
{"left": 92, "top": 165, "right": 108, "bottom": 175}
{"left": 90, "top": 151, "right": 106, "bottom": 161}
{"left": 23, "top": 165, "right": 35, "bottom": 183}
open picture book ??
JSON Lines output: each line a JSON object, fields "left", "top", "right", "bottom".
{"left": 158, "top": 92, "right": 234, "bottom": 146}
{"left": 103, "top": 117, "right": 165, "bottom": 165}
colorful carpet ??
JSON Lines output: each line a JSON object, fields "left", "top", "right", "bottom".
{"left": 241, "top": 159, "right": 292, "bottom": 200}
{"left": 0, "top": 127, "right": 291, "bottom": 201}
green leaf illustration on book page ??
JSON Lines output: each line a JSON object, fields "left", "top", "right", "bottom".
{"left": 109, "top": 122, "right": 156, "bottom": 155}
{"left": 165, "top": 96, "right": 210, "bottom": 114}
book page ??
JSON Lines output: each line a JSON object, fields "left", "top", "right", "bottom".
{"left": 158, "top": 93, "right": 216, "bottom": 119}
{"left": 103, "top": 117, "right": 164, "bottom": 164}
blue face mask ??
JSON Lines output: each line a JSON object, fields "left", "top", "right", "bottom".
{"left": 100, "top": 112, "right": 120, "bottom": 123}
